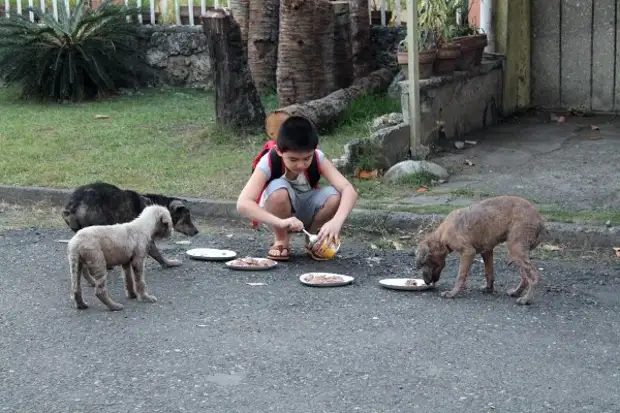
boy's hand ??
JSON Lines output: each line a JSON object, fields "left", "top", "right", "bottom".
{"left": 277, "top": 217, "right": 304, "bottom": 232}
{"left": 316, "top": 219, "right": 342, "bottom": 246}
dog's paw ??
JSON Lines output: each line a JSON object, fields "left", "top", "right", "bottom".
{"left": 515, "top": 296, "right": 532, "bottom": 305}
{"left": 440, "top": 291, "right": 457, "bottom": 299}
{"left": 479, "top": 285, "right": 495, "bottom": 294}
{"left": 163, "top": 259, "right": 182, "bottom": 268}
{"left": 125, "top": 290, "right": 138, "bottom": 299}
{"left": 507, "top": 288, "right": 523, "bottom": 297}
{"left": 75, "top": 302, "right": 89, "bottom": 310}
{"left": 140, "top": 293, "right": 158, "bottom": 303}
{"left": 107, "top": 303, "right": 124, "bottom": 311}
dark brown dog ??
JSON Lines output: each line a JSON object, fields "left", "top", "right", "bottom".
{"left": 415, "top": 195, "right": 548, "bottom": 305}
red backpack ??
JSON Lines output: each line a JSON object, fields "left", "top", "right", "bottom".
{"left": 250, "top": 140, "right": 322, "bottom": 228}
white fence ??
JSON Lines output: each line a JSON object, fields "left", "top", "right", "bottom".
{"left": 1, "top": 0, "right": 402, "bottom": 27}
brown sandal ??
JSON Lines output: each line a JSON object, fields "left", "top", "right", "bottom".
{"left": 267, "top": 244, "right": 291, "bottom": 261}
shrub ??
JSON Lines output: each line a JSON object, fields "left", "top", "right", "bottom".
{"left": 0, "top": 0, "right": 152, "bottom": 102}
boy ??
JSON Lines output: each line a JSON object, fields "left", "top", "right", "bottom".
{"left": 236, "top": 115, "right": 358, "bottom": 261}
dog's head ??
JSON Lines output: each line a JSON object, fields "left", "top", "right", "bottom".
{"left": 153, "top": 207, "right": 174, "bottom": 240}
{"left": 168, "top": 200, "right": 199, "bottom": 236}
{"left": 415, "top": 234, "right": 449, "bottom": 285}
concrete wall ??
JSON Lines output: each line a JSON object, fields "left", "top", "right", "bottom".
{"left": 139, "top": 25, "right": 403, "bottom": 90}
{"left": 400, "top": 58, "right": 503, "bottom": 150}
{"left": 531, "top": 0, "right": 620, "bottom": 113}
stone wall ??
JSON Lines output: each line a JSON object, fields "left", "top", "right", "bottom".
{"left": 140, "top": 26, "right": 213, "bottom": 89}
{"left": 137, "top": 25, "right": 403, "bottom": 90}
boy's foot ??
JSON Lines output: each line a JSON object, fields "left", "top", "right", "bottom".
{"left": 267, "top": 242, "right": 291, "bottom": 261}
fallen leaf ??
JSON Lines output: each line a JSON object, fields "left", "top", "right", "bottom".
{"left": 370, "top": 244, "right": 379, "bottom": 250}
{"left": 613, "top": 247, "right": 620, "bottom": 257}
{"left": 246, "top": 282, "right": 267, "bottom": 286}
{"left": 464, "top": 159, "right": 474, "bottom": 166}
{"left": 392, "top": 241, "right": 404, "bottom": 250}
{"left": 175, "top": 240, "right": 191, "bottom": 245}
{"left": 226, "top": 234, "right": 233, "bottom": 238}
{"left": 94, "top": 114, "right": 110, "bottom": 119}
{"left": 465, "top": 140, "right": 477, "bottom": 145}
{"left": 399, "top": 235, "right": 412, "bottom": 240}
{"left": 591, "top": 125, "right": 600, "bottom": 130}
{"left": 542, "top": 244, "right": 562, "bottom": 252}
{"left": 557, "top": 116, "right": 567, "bottom": 123}
{"left": 587, "top": 136, "right": 602, "bottom": 140}
{"left": 416, "top": 186, "right": 428, "bottom": 193}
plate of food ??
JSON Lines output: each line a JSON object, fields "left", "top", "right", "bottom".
{"left": 186, "top": 248, "right": 237, "bottom": 261}
{"left": 378, "top": 278, "right": 434, "bottom": 291}
{"left": 225, "top": 256, "right": 278, "bottom": 271}
{"left": 299, "top": 272, "right": 355, "bottom": 288}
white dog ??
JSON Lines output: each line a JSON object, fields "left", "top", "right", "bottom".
{"left": 67, "top": 205, "right": 174, "bottom": 311}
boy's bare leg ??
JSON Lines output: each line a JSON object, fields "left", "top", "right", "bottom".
{"left": 308, "top": 194, "right": 341, "bottom": 236}
{"left": 264, "top": 188, "right": 293, "bottom": 259}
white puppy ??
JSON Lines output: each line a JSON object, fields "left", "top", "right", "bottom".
{"left": 67, "top": 205, "right": 173, "bottom": 311}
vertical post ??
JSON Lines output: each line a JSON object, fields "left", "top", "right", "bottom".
{"left": 406, "top": 0, "right": 422, "bottom": 157}
{"left": 480, "top": 0, "right": 494, "bottom": 53}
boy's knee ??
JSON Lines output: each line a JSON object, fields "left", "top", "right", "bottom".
{"left": 323, "top": 193, "right": 341, "bottom": 212}
{"left": 265, "top": 188, "right": 292, "bottom": 210}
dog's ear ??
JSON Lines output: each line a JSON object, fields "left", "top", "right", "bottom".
{"left": 415, "top": 247, "right": 429, "bottom": 268}
{"left": 169, "top": 200, "right": 186, "bottom": 212}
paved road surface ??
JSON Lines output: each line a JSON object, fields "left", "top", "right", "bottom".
{"left": 1, "top": 225, "right": 619, "bottom": 413}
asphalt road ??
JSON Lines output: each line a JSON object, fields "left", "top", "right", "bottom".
{"left": 1, "top": 225, "right": 619, "bottom": 413}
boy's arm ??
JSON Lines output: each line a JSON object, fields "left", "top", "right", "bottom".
{"left": 320, "top": 158, "right": 358, "bottom": 226}
{"left": 236, "top": 169, "right": 284, "bottom": 228}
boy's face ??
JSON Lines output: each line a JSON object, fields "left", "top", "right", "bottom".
{"left": 276, "top": 148, "right": 315, "bottom": 175}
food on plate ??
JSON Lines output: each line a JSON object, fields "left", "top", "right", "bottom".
{"left": 405, "top": 279, "right": 418, "bottom": 287}
{"left": 304, "top": 274, "right": 344, "bottom": 284}
{"left": 230, "top": 256, "right": 274, "bottom": 267}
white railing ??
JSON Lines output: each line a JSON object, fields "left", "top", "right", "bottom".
{"left": 1, "top": 0, "right": 402, "bottom": 27}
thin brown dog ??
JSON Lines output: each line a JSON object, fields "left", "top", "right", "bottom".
{"left": 415, "top": 195, "right": 548, "bottom": 305}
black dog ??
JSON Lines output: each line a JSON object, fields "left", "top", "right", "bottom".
{"left": 62, "top": 182, "right": 199, "bottom": 268}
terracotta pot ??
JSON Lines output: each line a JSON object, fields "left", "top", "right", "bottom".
{"left": 451, "top": 35, "right": 478, "bottom": 70}
{"left": 434, "top": 43, "right": 461, "bottom": 75}
{"left": 398, "top": 49, "right": 437, "bottom": 80}
{"left": 472, "top": 33, "right": 488, "bottom": 65}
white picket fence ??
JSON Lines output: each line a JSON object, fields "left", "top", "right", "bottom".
{"left": 1, "top": 0, "right": 401, "bottom": 27}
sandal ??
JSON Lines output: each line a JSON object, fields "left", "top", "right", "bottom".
{"left": 267, "top": 243, "right": 291, "bottom": 261}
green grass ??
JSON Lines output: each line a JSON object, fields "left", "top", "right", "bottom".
{"left": 0, "top": 86, "right": 413, "bottom": 200}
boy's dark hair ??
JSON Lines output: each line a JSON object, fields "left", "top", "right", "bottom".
{"left": 276, "top": 116, "right": 319, "bottom": 152}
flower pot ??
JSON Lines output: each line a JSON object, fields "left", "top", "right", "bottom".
{"left": 433, "top": 43, "right": 462, "bottom": 75}
{"left": 450, "top": 35, "right": 479, "bottom": 71}
{"left": 370, "top": 10, "right": 392, "bottom": 25}
{"left": 472, "top": 33, "right": 488, "bottom": 65}
{"left": 355, "top": 168, "right": 380, "bottom": 180}
{"left": 397, "top": 49, "right": 437, "bottom": 80}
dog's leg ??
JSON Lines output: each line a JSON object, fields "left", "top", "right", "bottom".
{"left": 148, "top": 240, "right": 181, "bottom": 268}
{"left": 479, "top": 249, "right": 495, "bottom": 293}
{"left": 70, "top": 259, "right": 88, "bottom": 310}
{"left": 132, "top": 258, "right": 157, "bottom": 303}
{"left": 122, "top": 263, "right": 137, "bottom": 299}
{"left": 81, "top": 267, "right": 97, "bottom": 287}
{"left": 441, "top": 249, "right": 476, "bottom": 299}
{"left": 508, "top": 242, "right": 540, "bottom": 305}
{"left": 91, "top": 266, "right": 124, "bottom": 311}
{"left": 507, "top": 268, "right": 529, "bottom": 298}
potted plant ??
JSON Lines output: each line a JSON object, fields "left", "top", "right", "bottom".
{"left": 444, "top": 0, "right": 487, "bottom": 70}
{"left": 353, "top": 138, "right": 386, "bottom": 180}
{"left": 370, "top": 0, "right": 392, "bottom": 26}
{"left": 397, "top": 29, "right": 437, "bottom": 80}
{"left": 417, "top": 0, "right": 461, "bottom": 76}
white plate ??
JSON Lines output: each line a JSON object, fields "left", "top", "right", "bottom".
{"left": 299, "top": 272, "right": 355, "bottom": 288}
{"left": 378, "top": 278, "right": 434, "bottom": 291}
{"left": 225, "top": 257, "right": 278, "bottom": 271}
{"left": 186, "top": 248, "right": 237, "bottom": 261}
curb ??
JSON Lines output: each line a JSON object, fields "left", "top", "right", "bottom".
{"left": 0, "top": 184, "right": 618, "bottom": 248}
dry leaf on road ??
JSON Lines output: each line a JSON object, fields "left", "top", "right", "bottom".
{"left": 392, "top": 241, "right": 404, "bottom": 250}
{"left": 416, "top": 186, "right": 428, "bottom": 193}
{"left": 246, "top": 282, "right": 267, "bottom": 286}
{"left": 613, "top": 247, "right": 620, "bottom": 257}
{"left": 591, "top": 125, "right": 600, "bottom": 130}
{"left": 94, "top": 114, "right": 110, "bottom": 119}
{"left": 464, "top": 159, "right": 474, "bottom": 166}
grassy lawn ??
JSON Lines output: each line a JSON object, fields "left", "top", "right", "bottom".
{"left": 0, "top": 86, "right": 416, "bottom": 200}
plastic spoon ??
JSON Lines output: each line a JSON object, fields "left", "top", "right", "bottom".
{"left": 302, "top": 229, "right": 318, "bottom": 245}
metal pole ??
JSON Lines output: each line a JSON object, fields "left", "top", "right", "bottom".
{"left": 406, "top": 0, "right": 422, "bottom": 158}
